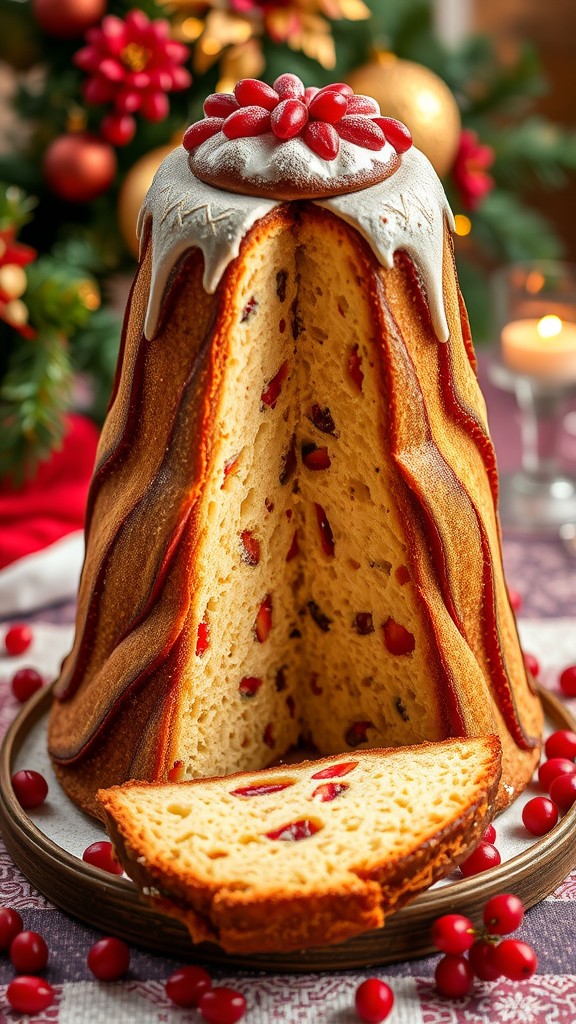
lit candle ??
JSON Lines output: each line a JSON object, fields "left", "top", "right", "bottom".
{"left": 501, "top": 315, "right": 576, "bottom": 382}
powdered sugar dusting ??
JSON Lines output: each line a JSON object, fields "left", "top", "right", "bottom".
{"left": 138, "top": 144, "right": 454, "bottom": 342}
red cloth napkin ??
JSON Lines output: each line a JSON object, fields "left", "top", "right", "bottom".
{"left": 0, "top": 414, "right": 98, "bottom": 570}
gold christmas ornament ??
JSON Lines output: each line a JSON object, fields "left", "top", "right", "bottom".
{"left": 347, "top": 56, "right": 461, "bottom": 177}
{"left": 118, "top": 145, "right": 175, "bottom": 258}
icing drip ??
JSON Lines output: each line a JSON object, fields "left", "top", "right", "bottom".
{"left": 139, "top": 145, "right": 454, "bottom": 342}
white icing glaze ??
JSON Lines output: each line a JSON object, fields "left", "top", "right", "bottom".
{"left": 138, "top": 144, "right": 454, "bottom": 342}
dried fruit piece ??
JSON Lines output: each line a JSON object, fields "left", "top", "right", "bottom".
{"left": 302, "top": 121, "right": 339, "bottom": 160}
{"left": 196, "top": 618, "right": 210, "bottom": 656}
{"left": 271, "top": 98, "right": 308, "bottom": 139}
{"left": 382, "top": 618, "right": 415, "bottom": 655}
{"left": 315, "top": 503, "right": 335, "bottom": 556}
{"left": 203, "top": 93, "right": 239, "bottom": 118}
{"left": 353, "top": 612, "right": 374, "bottom": 635}
{"left": 234, "top": 78, "right": 279, "bottom": 110}
{"left": 223, "top": 106, "right": 271, "bottom": 139}
{"left": 345, "top": 721, "right": 373, "bottom": 746}
{"left": 308, "top": 89, "right": 348, "bottom": 123}
{"left": 168, "top": 760, "right": 184, "bottom": 782}
{"left": 302, "top": 444, "right": 331, "bottom": 470}
{"left": 273, "top": 73, "right": 305, "bottom": 100}
{"left": 307, "top": 599, "right": 332, "bottom": 632}
{"left": 311, "top": 761, "right": 357, "bottom": 779}
{"left": 241, "top": 530, "right": 260, "bottom": 566}
{"left": 265, "top": 819, "right": 321, "bottom": 841}
{"left": 309, "top": 403, "right": 337, "bottom": 436}
{"left": 315, "top": 82, "right": 353, "bottom": 98}
{"left": 261, "top": 360, "right": 289, "bottom": 408}
{"left": 373, "top": 116, "right": 412, "bottom": 153}
{"left": 263, "top": 723, "right": 275, "bottom": 748}
{"left": 231, "top": 782, "right": 293, "bottom": 797}
{"left": 239, "top": 676, "right": 263, "bottom": 697}
{"left": 337, "top": 115, "right": 386, "bottom": 150}
{"left": 311, "top": 782, "right": 348, "bottom": 802}
{"left": 345, "top": 95, "right": 379, "bottom": 115}
{"left": 255, "top": 595, "right": 272, "bottom": 642}
{"left": 183, "top": 117, "right": 224, "bottom": 150}
{"left": 348, "top": 344, "right": 364, "bottom": 391}
{"left": 279, "top": 436, "right": 297, "bottom": 485}
{"left": 241, "top": 296, "right": 258, "bottom": 322}
{"left": 222, "top": 453, "right": 240, "bottom": 484}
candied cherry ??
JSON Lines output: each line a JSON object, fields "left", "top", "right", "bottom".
{"left": 0, "top": 907, "right": 23, "bottom": 949}
{"left": 545, "top": 730, "right": 576, "bottom": 760}
{"left": 538, "top": 757, "right": 576, "bottom": 792}
{"left": 199, "top": 986, "right": 247, "bottom": 1024}
{"left": 522, "top": 796, "right": 558, "bottom": 836}
{"left": 559, "top": 665, "right": 576, "bottom": 698}
{"left": 10, "top": 930, "right": 49, "bottom": 973}
{"left": 460, "top": 841, "right": 501, "bottom": 877}
{"left": 483, "top": 823, "right": 497, "bottom": 844}
{"left": 12, "top": 769, "right": 48, "bottom": 809}
{"left": 492, "top": 938, "right": 537, "bottom": 980}
{"left": 82, "top": 841, "right": 123, "bottom": 875}
{"left": 431, "top": 913, "right": 475, "bottom": 954}
{"left": 166, "top": 965, "right": 212, "bottom": 1008}
{"left": 4, "top": 623, "right": 33, "bottom": 656}
{"left": 87, "top": 937, "right": 130, "bottom": 981}
{"left": 468, "top": 939, "right": 501, "bottom": 981}
{"left": 523, "top": 652, "right": 540, "bottom": 678}
{"left": 549, "top": 772, "right": 576, "bottom": 813}
{"left": 435, "top": 954, "right": 474, "bottom": 998}
{"left": 7, "top": 976, "right": 55, "bottom": 1014}
{"left": 483, "top": 893, "right": 524, "bottom": 935}
{"left": 11, "top": 667, "right": 44, "bottom": 703}
{"left": 355, "top": 978, "right": 394, "bottom": 1023}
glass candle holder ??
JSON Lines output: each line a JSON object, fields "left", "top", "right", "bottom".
{"left": 492, "top": 261, "right": 576, "bottom": 533}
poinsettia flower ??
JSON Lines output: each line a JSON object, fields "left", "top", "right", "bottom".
{"left": 452, "top": 129, "right": 495, "bottom": 211}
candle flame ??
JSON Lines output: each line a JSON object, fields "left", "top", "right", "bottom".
{"left": 537, "top": 315, "right": 563, "bottom": 339}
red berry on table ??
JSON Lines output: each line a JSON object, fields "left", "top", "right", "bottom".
{"left": 11, "top": 770, "right": 48, "bottom": 809}
{"left": 355, "top": 977, "right": 394, "bottom": 1023}
{"left": 483, "top": 893, "right": 524, "bottom": 935}
{"left": 559, "top": 664, "right": 576, "bottom": 698}
{"left": 0, "top": 907, "right": 23, "bottom": 949}
{"left": 87, "top": 937, "right": 130, "bottom": 981}
{"left": 460, "top": 841, "right": 501, "bottom": 877}
{"left": 7, "top": 976, "right": 55, "bottom": 1014}
{"left": 491, "top": 938, "right": 537, "bottom": 980}
{"left": 11, "top": 668, "right": 44, "bottom": 703}
{"left": 434, "top": 954, "right": 474, "bottom": 998}
{"left": 545, "top": 730, "right": 576, "bottom": 761}
{"left": 82, "top": 841, "right": 123, "bottom": 875}
{"left": 549, "top": 772, "right": 576, "bottom": 813}
{"left": 522, "top": 796, "right": 558, "bottom": 836}
{"left": 431, "top": 913, "right": 475, "bottom": 954}
{"left": 4, "top": 623, "right": 33, "bottom": 656}
{"left": 523, "top": 652, "right": 540, "bottom": 678}
{"left": 483, "top": 822, "right": 497, "bottom": 843}
{"left": 165, "top": 965, "right": 212, "bottom": 1007}
{"left": 538, "top": 757, "right": 576, "bottom": 792}
{"left": 199, "top": 986, "right": 247, "bottom": 1024}
{"left": 10, "top": 930, "right": 49, "bottom": 973}
{"left": 468, "top": 939, "right": 501, "bottom": 981}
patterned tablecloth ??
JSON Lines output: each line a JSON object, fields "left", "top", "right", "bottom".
{"left": 1, "top": 357, "right": 576, "bottom": 1022}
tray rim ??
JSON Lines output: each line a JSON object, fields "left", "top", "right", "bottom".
{"left": 1, "top": 684, "right": 576, "bottom": 972}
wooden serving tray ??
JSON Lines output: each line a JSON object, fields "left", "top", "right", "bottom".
{"left": 1, "top": 686, "right": 575, "bottom": 972}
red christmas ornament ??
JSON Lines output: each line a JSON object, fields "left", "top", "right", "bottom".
{"left": 43, "top": 134, "right": 117, "bottom": 203}
{"left": 451, "top": 129, "right": 495, "bottom": 211}
{"left": 74, "top": 10, "right": 191, "bottom": 146}
{"left": 33, "top": 0, "right": 107, "bottom": 39}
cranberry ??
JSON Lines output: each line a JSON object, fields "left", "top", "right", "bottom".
{"left": 545, "top": 730, "right": 576, "bottom": 761}
{"left": 196, "top": 618, "right": 210, "bottom": 656}
{"left": 434, "top": 954, "right": 474, "bottom": 998}
{"left": 382, "top": 618, "right": 415, "bottom": 656}
{"left": 538, "top": 757, "right": 576, "bottom": 792}
{"left": 7, "top": 976, "right": 55, "bottom": 1013}
{"left": 523, "top": 652, "right": 540, "bottom": 678}
{"left": 261, "top": 360, "right": 289, "bottom": 408}
{"left": 4, "top": 623, "right": 33, "bottom": 656}
{"left": 549, "top": 772, "right": 576, "bottom": 813}
{"left": 468, "top": 939, "right": 501, "bottom": 981}
{"left": 10, "top": 930, "right": 49, "bottom": 973}
{"left": 239, "top": 676, "right": 263, "bottom": 697}
{"left": 87, "top": 937, "right": 130, "bottom": 981}
{"left": 311, "top": 782, "right": 348, "bottom": 802}
{"left": 355, "top": 977, "right": 394, "bottom": 1022}
{"left": 11, "top": 668, "right": 44, "bottom": 703}
{"left": 231, "top": 782, "right": 293, "bottom": 798}
{"left": 491, "top": 938, "right": 537, "bottom": 980}
{"left": 12, "top": 769, "right": 48, "bottom": 809}
{"left": 315, "top": 503, "right": 335, "bottom": 556}
{"left": 240, "top": 530, "right": 260, "bottom": 566}
{"left": 82, "top": 841, "right": 123, "bottom": 875}
{"left": 483, "top": 823, "right": 497, "bottom": 844}
{"left": 311, "top": 761, "right": 357, "bottom": 779}
{"left": 265, "top": 819, "right": 320, "bottom": 842}
{"left": 522, "top": 796, "right": 558, "bottom": 836}
{"left": 255, "top": 594, "right": 272, "bottom": 642}
{"left": 0, "top": 907, "right": 23, "bottom": 949}
{"left": 199, "top": 986, "right": 247, "bottom": 1024}
{"left": 559, "top": 665, "right": 576, "bottom": 698}
{"left": 166, "top": 965, "right": 212, "bottom": 1008}
{"left": 302, "top": 445, "right": 331, "bottom": 470}
{"left": 431, "top": 913, "right": 475, "bottom": 954}
{"left": 460, "top": 841, "right": 501, "bottom": 877}
{"left": 483, "top": 893, "right": 524, "bottom": 935}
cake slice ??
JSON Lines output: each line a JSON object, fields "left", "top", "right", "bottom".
{"left": 99, "top": 735, "right": 501, "bottom": 954}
